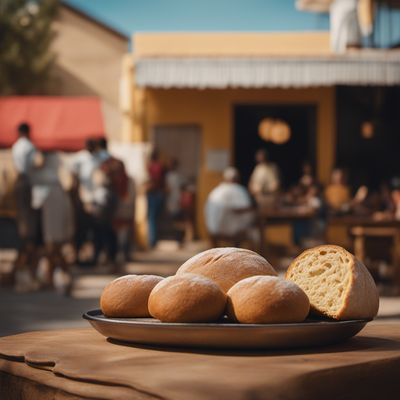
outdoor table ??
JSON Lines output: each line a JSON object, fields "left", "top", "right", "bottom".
{"left": 259, "top": 206, "right": 316, "bottom": 224}
{"left": 257, "top": 206, "right": 317, "bottom": 254}
{"left": 328, "top": 215, "right": 400, "bottom": 228}
{"left": 328, "top": 215, "right": 400, "bottom": 288}
{"left": 1, "top": 322, "right": 400, "bottom": 399}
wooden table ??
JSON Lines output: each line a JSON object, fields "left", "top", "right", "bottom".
{"left": 1, "top": 323, "right": 400, "bottom": 400}
{"left": 259, "top": 206, "right": 316, "bottom": 224}
{"left": 257, "top": 206, "right": 317, "bottom": 252}
{"left": 328, "top": 215, "right": 400, "bottom": 229}
{"left": 329, "top": 216, "right": 400, "bottom": 287}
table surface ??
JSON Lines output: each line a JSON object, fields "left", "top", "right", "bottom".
{"left": 329, "top": 215, "right": 400, "bottom": 227}
{"left": 259, "top": 208, "right": 400, "bottom": 226}
{"left": 1, "top": 322, "right": 400, "bottom": 400}
{"left": 259, "top": 206, "right": 316, "bottom": 220}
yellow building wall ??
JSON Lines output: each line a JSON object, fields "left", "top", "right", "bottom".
{"left": 142, "top": 87, "right": 336, "bottom": 238}
{"left": 51, "top": 6, "right": 129, "bottom": 141}
{"left": 128, "top": 32, "right": 335, "bottom": 241}
{"left": 134, "top": 32, "right": 331, "bottom": 57}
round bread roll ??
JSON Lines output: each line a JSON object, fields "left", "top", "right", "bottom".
{"left": 227, "top": 276, "right": 310, "bottom": 324}
{"left": 176, "top": 247, "right": 277, "bottom": 293}
{"left": 100, "top": 275, "right": 163, "bottom": 318}
{"left": 285, "top": 245, "right": 379, "bottom": 320}
{"left": 148, "top": 274, "right": 227, "bottom": 323}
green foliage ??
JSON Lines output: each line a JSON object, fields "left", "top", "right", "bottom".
{"left": 0, "top": 0, "right": 59, "bottom": 95}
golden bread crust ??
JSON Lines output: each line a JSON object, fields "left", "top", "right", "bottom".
{"left": 148, "top": 274, "right": 227, "bottom": 323}
{"left": 100, "top": 275, "right": 163, "bottom": 318}
{"left": 176, "top": 247, "right": 277, "bottom": 292}
{"left": 227, "top": 275, "right": 310, "bottom": 323}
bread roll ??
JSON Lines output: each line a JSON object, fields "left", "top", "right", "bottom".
{"left": 227, "top": 276, "right": 310, "bottom": 324}
{"left": 148, "top": 274, "right": 227, "bottom": 323}
{"left": 100, "top": 275, "right": 163, "bottom": 318}
{"left": 176, "top": 247, "right": 277, "bottom": 293}
{"left": 285, "top": 245, "right": 379, "bottom": 320}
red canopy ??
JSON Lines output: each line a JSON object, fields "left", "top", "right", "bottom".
{"left": 0, "top": 96, "right": 105, "bottom": 151}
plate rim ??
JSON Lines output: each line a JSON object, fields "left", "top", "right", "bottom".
{"left": 83, "top": 309, "right": 372, "bottom": 329}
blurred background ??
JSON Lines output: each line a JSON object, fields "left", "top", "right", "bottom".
{"left": 1, "top": 0, "right": 400, "bottom": 335}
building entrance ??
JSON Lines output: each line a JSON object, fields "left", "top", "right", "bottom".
{"left": 234, "top": 104, "right": 317, "bottom": 189}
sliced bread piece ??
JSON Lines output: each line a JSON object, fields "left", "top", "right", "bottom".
{"left": 285, "top": 245, "right": 379, "bottom": 320}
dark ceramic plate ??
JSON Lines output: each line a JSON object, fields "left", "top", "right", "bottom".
{"left": 83, "top": 309, "right": 371, "bottom": 349}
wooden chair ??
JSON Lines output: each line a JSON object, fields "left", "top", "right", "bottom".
{"left": 350, "top": 226, "right": 400, "bottom": 288}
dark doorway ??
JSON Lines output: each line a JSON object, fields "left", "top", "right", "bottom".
{"left": 336, "top": 86, "right": 400, "bottom": 191}
{"left": 234, "top": 104, "right": 317, "bottom": 189}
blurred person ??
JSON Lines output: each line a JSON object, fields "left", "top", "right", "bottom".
{"left": 68, "top": 138, "right": 100, "bottom": 264}
{"left": 205, "top": 167, "right": 260, "bottom": 248}
{"left": 298, "top": 161, "right": 315, "bottom": 190}
{"left": 145, "top": 149, "right": 165, "bottom": 248}
{"left": 97, "top": 137, "right": 110, "bottom": 163}
{"left": 248, "top": 149, "right": 280, "bottom": 207}
{"left": 324, "top": 168, "right": 352, "bottom": 213}
{"left": 165, "top": 158, "right": 183, "bottom": 218}
{"left": 12, "top": 147, "right": 74, "bottom": 291}
{"left": 330, "top": 0, "right": 362, "bottom": 53}
{"left": 368, "top": 182, "right": 395, "bottom": 221}
{"left": 96, "top": 138, "right": 129, "bottom": 266}
{"left": 11, "top": 122, "right": 43, "bottom": 288}
{"left": 180, "top": 179, "right": 197, "bottom": 242}
{"left": 350, "top": 185, "right": 369, "bottom": 215}
{"left": 284, "top": 162, "right": 317, "bottom": 207}
{"left": 70, "top": 138, "right": 99, "bottom": 202}
{"left": 377, "top": 182, "right": 394, "bottom": 213}
{"left": 293, "top": 183, "right": 326, "bottom": 247}
{"left": 97, "top": 138, "right": 128, "bottom": 200}
{"left": 90, "top": 168, "right": 118, "bottom": 266}
{"left": 35, "top": 155, "right": 74, "bottom": 291}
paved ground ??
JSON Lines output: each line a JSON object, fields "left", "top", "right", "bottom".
{"left": 0, "top": 241, "right": 399, "bottom": 337}
{"left": 0, "top": 241, "right": 208, "bottom": 336}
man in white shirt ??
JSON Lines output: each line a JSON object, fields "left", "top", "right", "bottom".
{"left": 12, "top": 124, "right": 37, "bottom": 175}
{"left": 68, "top": 138, "right": 100, "bottom": 265}
{"left": 69, "top": 138, "right": 101, "bottom": 204}
{"left": 205, "top": 167, "right": 260, "bottom": 248}
{"left": 249, "top": 149, "right": 280, "bottom": 196}
{"left": 11, "top": 123, "right": 42, "bottom": 288}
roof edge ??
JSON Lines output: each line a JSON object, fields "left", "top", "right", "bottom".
{"left": 60, "top": 1, "right": 129, "bottom": 41}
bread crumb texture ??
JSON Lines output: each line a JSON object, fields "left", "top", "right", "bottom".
{"left": 286, "top": 245, "right": 379, "bottom": 320}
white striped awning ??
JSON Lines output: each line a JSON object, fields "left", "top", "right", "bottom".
{"left": 135, "top": 51, "right": 400, "bottom": 88}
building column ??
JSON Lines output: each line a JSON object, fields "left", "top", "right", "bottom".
{"left": 120, "top": 54, "right": 149, "bottom": 249}
{"left": 316, "top": 87, "right": 336, "bottom": 185}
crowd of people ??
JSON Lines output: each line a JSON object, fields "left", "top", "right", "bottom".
{"left": 9, "top": 121, "right": 400, "bottom": 292}
{"left": 10, "top": 123, "right": 131, "bottom": 292}
{"left": 204, "top": 148, "right": 400, "bottom": 250}
{"left": 145, "top": 149, "right": 196, "bottom": 248}
{"left": 9, "top": 122, "right": 197, "bottom": 292}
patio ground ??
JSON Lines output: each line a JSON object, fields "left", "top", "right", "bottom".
{"left": 0, "top": 241, "right": 399, "bottom": 337}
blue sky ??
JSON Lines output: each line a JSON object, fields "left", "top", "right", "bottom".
{"left": 64, "top": 0, "right": 400, "bottom": 47}
{"left": 64, "top": 0, "right": 330, "bottom": 36}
